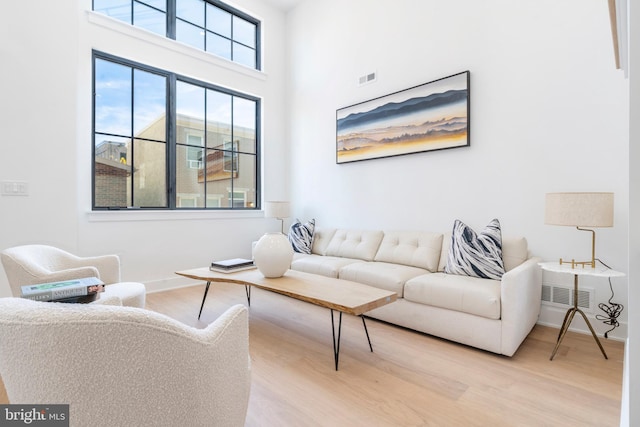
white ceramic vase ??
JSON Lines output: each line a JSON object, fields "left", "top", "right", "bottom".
{"left": 253, "top": 232, "right": 294, "bottom": 278}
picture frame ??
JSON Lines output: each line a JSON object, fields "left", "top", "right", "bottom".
{"left": 336, "top": 71, "right": 470, "bottom": 164}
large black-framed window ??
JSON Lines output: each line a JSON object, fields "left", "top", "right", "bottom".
{"left": 92, "top": 51, "right": 260, "bottom": 210}
{"left": 92, "top": 0, "right": 261, "bottom": 70}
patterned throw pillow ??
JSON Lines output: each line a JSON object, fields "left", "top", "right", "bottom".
{"left": 444, "top": 218, "right": 505, "bottom": 280}
{"left": 288, "top": 218, "right": 315, "bottom": 254}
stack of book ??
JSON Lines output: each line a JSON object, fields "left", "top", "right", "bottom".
{"left": 210, "top": 258, "right": 256, "bottom": 273}
{"left": 20, "top": 277, "right": 105, "bottom": 303}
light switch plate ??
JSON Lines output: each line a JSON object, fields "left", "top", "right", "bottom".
{"left": 1, "top": 181, "right": 29, "bottom": 196}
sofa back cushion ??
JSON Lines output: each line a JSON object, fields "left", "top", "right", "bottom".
{"left": 438, "top": 233, "right": 529, "bottom": 273}
{"left": 501, "top": 237, "right": 529, "bottom": 271}
{"left": 311, "top": 228, "right": 337, "bottom": 255}
{"left": 325, "top": 229, "right": 384, "bottom": 261}
{"left": 374, "top": 231, "right": 443, "bottom": 272}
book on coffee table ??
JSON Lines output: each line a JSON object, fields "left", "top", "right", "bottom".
{"left": 210, "top": 258, "right": 256, "bottom": 273}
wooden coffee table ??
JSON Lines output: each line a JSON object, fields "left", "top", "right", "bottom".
{"left": 175, "top": 268, "right": 397, "bottom": 370}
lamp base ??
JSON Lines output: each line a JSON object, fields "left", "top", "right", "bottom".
{"left": 557, "top": 227, "right": 598, "bottom": 269}
{"left": 558, "top": 258, "right": 596, "bottom": 269}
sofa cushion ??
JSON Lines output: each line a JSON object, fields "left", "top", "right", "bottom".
{"left": 338, "top": 262, "right": 429, "bottom": 297}
{"left": 288, "top": 218, "right": 315, "bottom": 254}
{"left": 324, "top": 229, "right": 384, "bottom": 261}
{"left": 373, "top": 231, "right": 443, "bottom": 272}
{"left": 311, "top": 228, "right": 336, "bottom": 255}
{"left": 444, "top": 219, "right": 505, "bottom": 280}
{"left": 404, "top": 272, "right": 501, "bottom": 319}
{"left": 502, "top": 237, "right": 528, "bottom": 272}
{"left": 290, "top": 254, "right": 364, "bottom": 278}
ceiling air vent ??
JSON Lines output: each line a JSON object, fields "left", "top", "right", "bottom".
{"left": 358, "top": 71, "right": 377, "bottom": 86}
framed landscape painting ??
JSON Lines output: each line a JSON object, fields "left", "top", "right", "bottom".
{"left": 336, "top": 71, "right": 470, "bottom": 164}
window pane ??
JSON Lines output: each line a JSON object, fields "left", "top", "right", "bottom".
{"left": 141, "top": 0, "right": 166, "bottom": 12}
{"left": 206, "top": 90, "right": 232, "bottom": 149}
{"left": 176, "top": 19, "right": 205, "bottom": 50}
{"left": 176, "top": 81, "right": 205, "bottom": 144}
{"left": 176, "top": 145, "right": 205, "bottom": 208}
{"left": 205, "top": 179, "right": 228, "bottom": 208}
{"left": 234, "top": 153, "right": 257, "bottom": 208}
{"left": 176, "top": 0, "right": 204, "bottom": 27}
{"left": 134, "top": 69, "right": 166, "bottom": 139}
{"left": 94, "top": 0, "right": 131, "bottom": 23}
{"left": 132, "top": 139, "right": 167, "bottom": 207}
{"left": 95, "top": 59, "right": 132, "bottom": 136}
{"left": 202, "top": 146, "right": 234, "bottom": 185}
{"left": 206, "top": 4, "right": 231, "bottom": 38}
{"left": 202, "top": 148, "right": 255, "bottom": 207}
{"left": 232, "top": 42, "right": 256, "bottom": 69}
{"left": 233, "top": 97, "right": 256, "bottom": 154}
{"left": 133, "top": 1, "right": 166, "bottom": 36}
{"left": 233, "top": 16, "right": 255, "bottom": 48}
{"left": 206, "top": 31, "right": 231, "bottom": 60}
{"left": 94, "top": 134, "right": 132, "bottom": 208}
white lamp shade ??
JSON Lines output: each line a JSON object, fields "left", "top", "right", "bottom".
{"left": 545, "top": 192, "right": 614, "bottom": 227}
{"left": 264, "top": 201, "right": 290, "bottom": 219}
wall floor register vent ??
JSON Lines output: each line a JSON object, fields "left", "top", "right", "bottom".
{"left": 542, "top": 283, "right": 594, "bottom": 313}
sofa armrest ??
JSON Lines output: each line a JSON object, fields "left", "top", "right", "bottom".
{"left": 75, "top": 254, "right": 121, "bottom": 284}
{"left": 500, "top": 256, "right": 542, "bottom": 356}
{"left": 25, "top": 267, "right": 101, "bottom": 286}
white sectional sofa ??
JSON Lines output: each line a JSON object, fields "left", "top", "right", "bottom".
{"left": 290, "top": 228, "right": 542, "bottom": 356}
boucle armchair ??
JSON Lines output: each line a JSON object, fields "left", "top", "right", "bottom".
{"left": 1, "top": 245, "right": 145, "bottom": 307}
{"left": 0, "top": 298, "right": 251, "bottom": 427}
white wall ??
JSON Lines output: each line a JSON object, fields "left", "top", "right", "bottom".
{"left": 286, "top": 0, "right": 630, "bottom": 338}
{"left": 0, "top": 0, "right": 289, "bottom": 296}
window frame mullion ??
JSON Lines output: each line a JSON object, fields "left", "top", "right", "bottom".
{"left": 130, "top": 66, "right": 136, "bottom": 207}
{"left": 167, "top": 0, "right": 176, "bottom": 39}
{"left": 167, "top": 73, "right": 177, "bottom": 209}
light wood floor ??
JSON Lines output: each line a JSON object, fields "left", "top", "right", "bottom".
{"left": 144, "top": 281, "right": 625, "bottom": 427}
{"left": 1, "top": 282, "right": 624, "bottom": 426}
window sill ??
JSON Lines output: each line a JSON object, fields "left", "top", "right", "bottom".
{"left": 87, "top": 209, "right": 264, "bottom": 223}
{"left": 85, "top": 11, "right": 267, "bottom": 82}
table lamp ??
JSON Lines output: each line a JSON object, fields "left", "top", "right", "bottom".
{"left": 264, "top": 201, "right": 290, "bottom": 234}
{"left": 544, "top": 192, "right": 614, "bottom": 268}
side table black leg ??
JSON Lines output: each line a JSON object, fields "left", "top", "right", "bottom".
{"left": 198, "top": 281, "right": 211, "bottom": 320}
{"left": 331, "top": 310, "right": 343, "bottom": 371}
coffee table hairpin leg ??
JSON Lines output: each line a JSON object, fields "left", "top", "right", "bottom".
{"left": 330, "top": 310, "right": 374, "bottom": 370}
{"left": 198, "top": 281, "right": 251, "bottom": 320}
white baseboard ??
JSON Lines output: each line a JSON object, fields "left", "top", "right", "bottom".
{"left": 144, "top": 276, "right": 202, "bottom": 294}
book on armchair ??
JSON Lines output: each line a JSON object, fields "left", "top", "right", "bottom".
{"left": 20, "top": 277, "right": 105, "bottom": 302}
